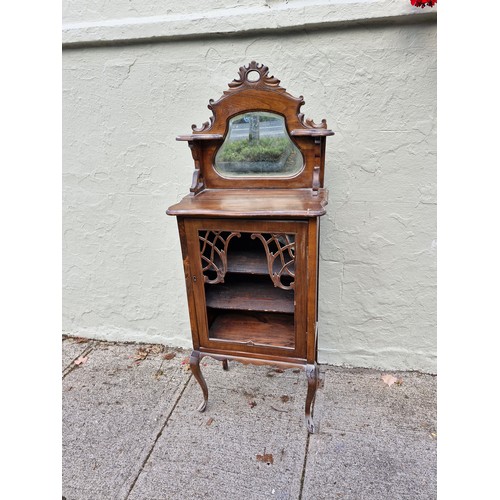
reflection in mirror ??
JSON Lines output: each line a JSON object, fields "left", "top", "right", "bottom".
{"left": 214, "top": 112, "right": 303, "bottom": 177}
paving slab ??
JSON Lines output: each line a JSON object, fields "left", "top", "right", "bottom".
{"left": 302, "top": 367, "right": 437, "bottom": 500}
{"left": 127, "top": 356, "right": 311, "bottom": 500}
{"left": 62, "top": 342, "right": 190, "bottom": 500}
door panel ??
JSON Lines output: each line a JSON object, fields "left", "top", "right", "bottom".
{"left": 185, "top": 218, "right": 307, "bottom": 359}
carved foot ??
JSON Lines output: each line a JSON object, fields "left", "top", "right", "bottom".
{"left": 305, "top": 363, "right": 319, "bottom": 434}
{"left": 222, "top": 359, "right": 229, "bottom": 371}
{"left": 190, "top": 350, "right": 208, "bottom": 412}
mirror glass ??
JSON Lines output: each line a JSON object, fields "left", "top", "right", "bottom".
{"left": 214, "top": 112, "right": 303, "bottom": 177}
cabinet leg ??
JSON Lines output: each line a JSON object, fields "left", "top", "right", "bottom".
{"left": 189, "top": 350, "right": 208, "bottom": 412}
{"left": 305, "top": 363, "right": 319, "bottom": 434}
{"left": 222, "top": 359, "right": 229, "bottom": 371}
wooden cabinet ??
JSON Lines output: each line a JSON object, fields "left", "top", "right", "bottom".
{"left": 167, "top": 62, "right": 333, "bottom": 433}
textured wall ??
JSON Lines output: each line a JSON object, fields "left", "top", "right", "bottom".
{"left": 63, "top": 0, "right": 265, "bottom": 22}
{"left": 62, "top": 13, "right": 436, "bottom": 371}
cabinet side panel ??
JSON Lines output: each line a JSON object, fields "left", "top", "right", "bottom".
{"left": 184, "top": 218, "right": 211, "bottom": 348}
{"left": 306, "top": 218, "right": 320, "bottom": 363}
{"left": 177, "top": 217, "right": 200, "bottom": 349}
{"left": 294, "top": 222, "right": 308, "bottom": 359}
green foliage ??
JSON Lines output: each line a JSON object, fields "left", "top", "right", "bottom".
{"left": 218, "top": 138, "right": 289, "bottom": 163}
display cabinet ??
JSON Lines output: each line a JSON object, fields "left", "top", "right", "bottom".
{"left": 167, "top": 62, "right": 334, "bottom": 433}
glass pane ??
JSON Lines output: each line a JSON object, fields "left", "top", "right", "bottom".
{"left": 214, "top": 112, "right": 303, "bottom": 177}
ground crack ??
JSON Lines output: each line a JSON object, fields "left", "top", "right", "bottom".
{"left": 298, "top": 431, "right": 311, "bottom": 500}
{"left": 62, "top": 342, "right": 95, "bottom": 379}
{"left": 123, "top": 373, "right": 193, "bottom": 500}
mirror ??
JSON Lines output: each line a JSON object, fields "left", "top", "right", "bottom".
{"left": 214, "top": 112, "right": 303, "bottom": 177}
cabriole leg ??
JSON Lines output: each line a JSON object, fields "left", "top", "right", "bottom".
{"left": 305, "top": 362, "right": 319, "bottom": 434}
{"left": 190, "top": 350, "right": 208, "bottom": 412}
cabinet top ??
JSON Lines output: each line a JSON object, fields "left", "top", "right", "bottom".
{"left": 173, "top": 61, "right": 334, "bottom": 196}
{"left": 167, "top": 188, "right": 328, "bottom": 219}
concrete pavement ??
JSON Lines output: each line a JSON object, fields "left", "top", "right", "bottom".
{"left": 62, "top": 337, "right": 436, "bottom": 500}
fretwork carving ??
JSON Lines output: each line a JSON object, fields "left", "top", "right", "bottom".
{"left": 199, "top": 231, "right": 241, "bottom": 284}
{"left": 251, "top": 233, "right": 296, "bottom": 290}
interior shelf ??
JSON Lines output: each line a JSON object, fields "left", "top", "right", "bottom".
{"left": 226, "top": 250, "right": 295, "bottom": 276}
{"left": 208, "top": 310, "right": 295, "bottom": 348}
{"left": 205, "top": 275, "right": 294, "bottom": 314}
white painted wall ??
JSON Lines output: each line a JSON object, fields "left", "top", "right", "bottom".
{"left": 62, "top": 0, "right": 437, "bottom": 372}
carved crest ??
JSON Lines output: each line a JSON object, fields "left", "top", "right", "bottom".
{"left": 227, "top": 61, "right": 283, "bottom": 92}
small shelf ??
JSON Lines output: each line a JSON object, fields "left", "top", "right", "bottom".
{"left": 176, "top": 134, "right": 224, "bottom": 141}
{"left": 227, "top": 250, "right": 268, "bottom": 275}
{"left": 205, "top": 276, "right": 294, "bottom": 314}
{"left": 208, "top": 311, "right": 294, "bottom": 348}
{"left": 226, "top": 250, "right": 295, "bottom": 276}
{"left": 290, "top": 129, "right": 334, "bottom": 137}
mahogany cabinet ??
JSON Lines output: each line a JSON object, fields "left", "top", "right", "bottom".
{"left": 167, "top": 62, "right": 333, "bottom": 433}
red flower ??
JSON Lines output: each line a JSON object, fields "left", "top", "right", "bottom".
{"left": 410, "top": 0, "right": 437, "bottom": 7}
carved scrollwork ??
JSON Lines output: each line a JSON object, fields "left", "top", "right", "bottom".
{"left": 190, "top": 169, "right": 204, "bottom": 194}
{"left": 191, "top": 103, "right": 215, "bottom": 132}
{"left": 199, "top": 231, "right": 241, "bottom": 284}
{"left": 297, "top": 114, "right": 328, "bottom": 129}
{"left": 251, "top": 233, "right": 296, "bottom": 290}
{"left": 188, "top": 142, "right": 205, "bottom": 193}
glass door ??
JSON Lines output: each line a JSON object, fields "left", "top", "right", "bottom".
{"left": 185, "top": 219, "right": 307, "bottom": 359}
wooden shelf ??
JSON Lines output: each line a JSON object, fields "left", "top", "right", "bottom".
{"left": 166, "top": 188, "right": 328, "bottom": 218}
{"left": 209, "top": 311, "right": 294, "bottom": 348}
{"left": 205, "top": 276, "right": 294, "bottom": 314}
{"left": 227, "top": 250, "right": 268, "bottom": 275}
{"left": 290, "top": 129, "right": 334, "bottom": 137}
{"left": 226, "top": 250, "right": 296, "bottom": 276}
{"left": 176, "top": 134, "right": 223, "bottom": 141}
